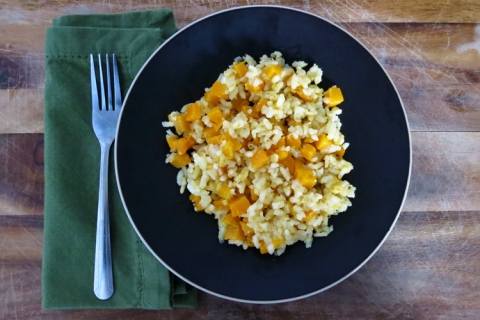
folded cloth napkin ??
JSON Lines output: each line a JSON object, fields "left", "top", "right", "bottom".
{"left": 43, "top": 9, "right": 197, "bottom": 309}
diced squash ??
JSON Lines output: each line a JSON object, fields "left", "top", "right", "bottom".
{"left": 170, "top": 153, "right": 191, "bottom": 168}
{"left": 173, "top": 113, "right": 189, "bottom": 134}
{"left": 245, "top": 81, "right": 265, "bottom": 94}
{"left": 304, "top": 136, "right": 314, "bottom": 143}
{"left": 272, "top": 237, "right": 284, "bottom": 249}
{"left": 324, "top": 86, "right": 344, "bottom": 107}
{"left": 266, "top": 148, "right": 275, "bottom": 156}
{"left": 263, "top": 64, "right": 282, "bottom": 79}
{"left": 229, "top": 195, "right": 251, "bottom": 217}
{"left": 217, "top": 183, "right": 233, "bottom": 200}
{"left": 207, "top": 106, "right": 223, "bottom": 124}
{"left": 304, "top": 210, "right": 316, "bottom": 222}
{"left": 176, "top": 136, "right": 195, "bottom": 155}
{"left": 231, "top": 97, "right": 248, "bottom": 111}
{"left": 212, "top": 121, "right": 223, "bottom": 131}
{"left": 286, "top": 134, "right": 301, "bottom": 149}
{"left": 255, "top": 98, "right": 268, "bottom": 113}
{"left": 274, "top": 137, "right": 285, "bottom": 149}
{"left": 185, "top": 102, "right": 201, "bottom": 121}
{"left": 250, "top": 149, "right": 269, "bottom": 170}
{"left": 275, "top": 149, "right": 289, "bottom": 160}
{"left": 224, "top": 224, "right": 246, "bottom": 241}
{"left": 314, "top": 133, "right": 332, "bottom": 151}
{"left": 203, "top": 126, "right": 219, "bottom": 138}
{"left": 206, "top": 134, "right": 222, "bottom": 145}
{"left": 294, "top": 87, "right": 314, "bottom": 102}
{"left": 240, "top": 105, "right": 259, "bottom": 119}
{"left": 222, "top": 140, "right": 235, "bottom": 159}
{"left": 259, "top": 241, "right": 269, "bottom": 254}
{"left": 336, "top": 146, "right": 345, "bottom": 158}
{"left": 222, "top": 213, "right": 239, "bottom": 226}
{"left": 204, "top": 90, "right": 220, "bottom": 105}
{"left": 232, "top": 61, "right": 248, "bottom": 77}
{"left": 279, "top": 154, "right": 295, "bottom": 175}
{"left": 210, "top": 81, "right": 229, "bottom": 100}
{"left": 300, "top": 143, "right": 317, "bottom": 161}
{"left": 166, "top": 135, "right": 178, "bottom": 151}
{"left": 189, "top": 194, "right": 203, "bottom": 211}
{"left": 213, "top": 199, "right": 230, "bottom": 211}
{"left": 294, "top": 160, "right": 317, "bottom": 189}
{"left": 240, "top": 221, "right": 254, "bottom": 236}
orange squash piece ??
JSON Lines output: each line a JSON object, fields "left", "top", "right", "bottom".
{"left": 240, "top": 221, "right": 254, "bottom": 236}
{"left": 229, "top": 195, "right": 251, "bottom": 217}
{"left": 166, "top": 135, "right": 178, "bottom": 151}
{"left": 173, "top": 113, "right": 189, "bottom": 135}
{"left": 275, "top": 149, "right": 289, "bottom": 160}
{"left": 203, "top": 126, "right": 219, "bottom": 139}
{"left": 324, "top": 87, "right": 344, "bottom": 107}
{"left": 245, "top": 81, "right": 265, "bottom": 94}
{"left": 249, "top": 188, "right": 259, "bottom": 202}
{"left": 336, "top": 146, "right": 345, "bottom": 158}
{"left": 170, "top": 153, "right": 191, "bottom": 168}
{"left": 294, "top": 160, "right": 316, "bottom": 189}
{"left": 272, "top": 237, "right": 284, "bottom": 249}
{"left": 274, "top": 137, "right": 286, "bottom": 149}
{"left": 250, "top": 149, "right": 269, "bottom": 170}
{"left": 222, "top": 140, "right": 235, "bottom": 159}
{"left": 189, "top": 194, "right": 203, "bottom": 211}
{"left": 286, "top": 134, "right": 301, "bottom": 149}
{"left": 304, "top": 210, "right": 316, "bottom": 222}
{"left": 210, "top": 81, "right": 229, "bottom": 100}
{"left": 204, "top": 90, "right": 220, "bottom": 105}
{"left": 259, "top": 241, "right": 269, "bottom": 254}
{"left": 255, "top": 98, "right": 268, "bottom": 113}
{"left": 314, "top": 133, "right": 332, "bottom": 151}
{"left": 300, "top": 143, "right": 317, "bottom": 161}
{"left": 176, "top": 136, "right": 195, "bottom": 155}
{"left": 263, "top": 64, "right": 282, "bottom": 79}
{"left": 278, "top": 154, "right": 295, "bottom": 175}
{"left": 224, "top": 224, "right": 246, "bottom": 241}
{"left": 207, "top": 106, "right": 223, "bottom": 124}
{"left": 232, "top": 61, "right": 248, "bottom": 77}
{"left": 217, "top": 183, "right": 233, "bottom": 200}
{"left": 304, "top": 136, "right": 314, "bottom": 143}
{"left": 294, "top": 87, "right": 314, "bottom": 102}
{"left": 185, "top": 102, "right": 201, "bottom": 121}
{"left": 222, "top": 213, "right": 239, "bottom": 226}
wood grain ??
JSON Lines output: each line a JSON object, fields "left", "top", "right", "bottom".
{"left": 2, "top": 22, "right": 480, "bottom": 133}
{"left": 2, "top": 211, "right": 480, "bottom": 319}
{"left": 0, "top": 134, "right": 44, "bottom": 216}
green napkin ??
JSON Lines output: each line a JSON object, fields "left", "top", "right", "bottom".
{"left": 42, "top": 9, "right": 197, "bottom": 310}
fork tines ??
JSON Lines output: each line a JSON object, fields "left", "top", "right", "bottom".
{"left": 89, "top": 53, "right": 121, "bottom": 112}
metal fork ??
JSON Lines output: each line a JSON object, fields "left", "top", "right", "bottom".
{"left": 90, "top": 53, "right": 122, "bottom": 300}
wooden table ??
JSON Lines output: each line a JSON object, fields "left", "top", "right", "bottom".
{"left": 2, "top": 1, "right": 480, "bottom": 318}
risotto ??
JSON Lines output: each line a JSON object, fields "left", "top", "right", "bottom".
{"left": 162, "top": 52, "right": 355, "bottom": 255}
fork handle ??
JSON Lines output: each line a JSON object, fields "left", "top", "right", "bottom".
{"left": 94, "top": 140, "right": 114, "bottom": 300}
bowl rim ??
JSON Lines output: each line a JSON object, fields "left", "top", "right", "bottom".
{"left": 114, "top": 4, "right": 412, "bottom": 304}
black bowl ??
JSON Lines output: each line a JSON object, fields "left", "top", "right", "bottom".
{"left": 115, "top": 6, "right": 411, "bottom": 303}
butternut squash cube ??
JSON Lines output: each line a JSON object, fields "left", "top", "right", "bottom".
{"left": 189, "top": 194, "right": 203, "bottom": 211}
{"left": 173, "top": 113, "right": 189, "bottom": 135}
{"left": 324, "top": 87, "right": 344, "bottom": 107}
{"left": 229, "top": 195, "right": 251, "bottom": 217}
{"left": 185, "top": 102, "right": 201, "bottom": 121}
{"left": 221, "top": 213, "right": 239, "bottom": 226}
{"left": 314, "top": 133, "right": 332, "bottom": 151}
{"left": 170, "top": 153, "right": 191, "bottom": 168}
{"left": 203, "top": 126, "right": 219, "bottom": 139}
{"left": 240, "top": 221, "right": 254, "bottom": 236}
{"left": 286, "top": 134, "right": 301, "bottom": 149}
{"left": 213, "top": 199, "right": 230, "bottom": 211}
{"left": 294, "top": 160, "right": 317, "bottom": 189}
{"left": 176, "top": 136, "right": 195, "bottom": 155}
{"left": 259, "top": 241, "right": 269, "bottom": 254}
{"left": 300, "top": 143, "right": 317, "bottom": 161}
{"left": 263, "top": 64, "right": 282, "bottom": 79}
{"left": 204, "top": 90, "right": 220, "bottom": 105}
{"left": 210, "top": 81, "right": 229, "bottom": 100}
{"left": 217, "top": 183, "right": 232, "bottom": 200}
{"left": 207, "top": 106, "right": 223, "bottom": 124}
{"left": 304, "top": 210, "right": 316, "bottom": 222}
{"left": 250, "top": 149, "right": 269, "bottom": 170}
{"left": 336, "top": 146, "right": 346, "bottom": 158}
{"left": 278, "top": 154, "right": 295, "bottom": 175}
{"left": 274, "top": 137, "right": 286, "bottom": 149}
{"left": 166, "top": 135, "right": 178, "bottom": 151}
{"left": 272, "top": 237, "right": 284, "bottom": 249}
{"left": 245, "top": 81, "right": 265, "bottom": 94}
{"left": 224, "top": 224, "right": 246, "bottom": 241}
{"left": 232, "top": 61, "right": 248, "bottom": 77}
{"left": 222, "top": 140, "right": 235, "bottom": 159}
{"left": 255, "top": 98, "right": 268, "bottom": 113}
{"left": 275, "top": 149, "right": 289, "bottom": 160}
